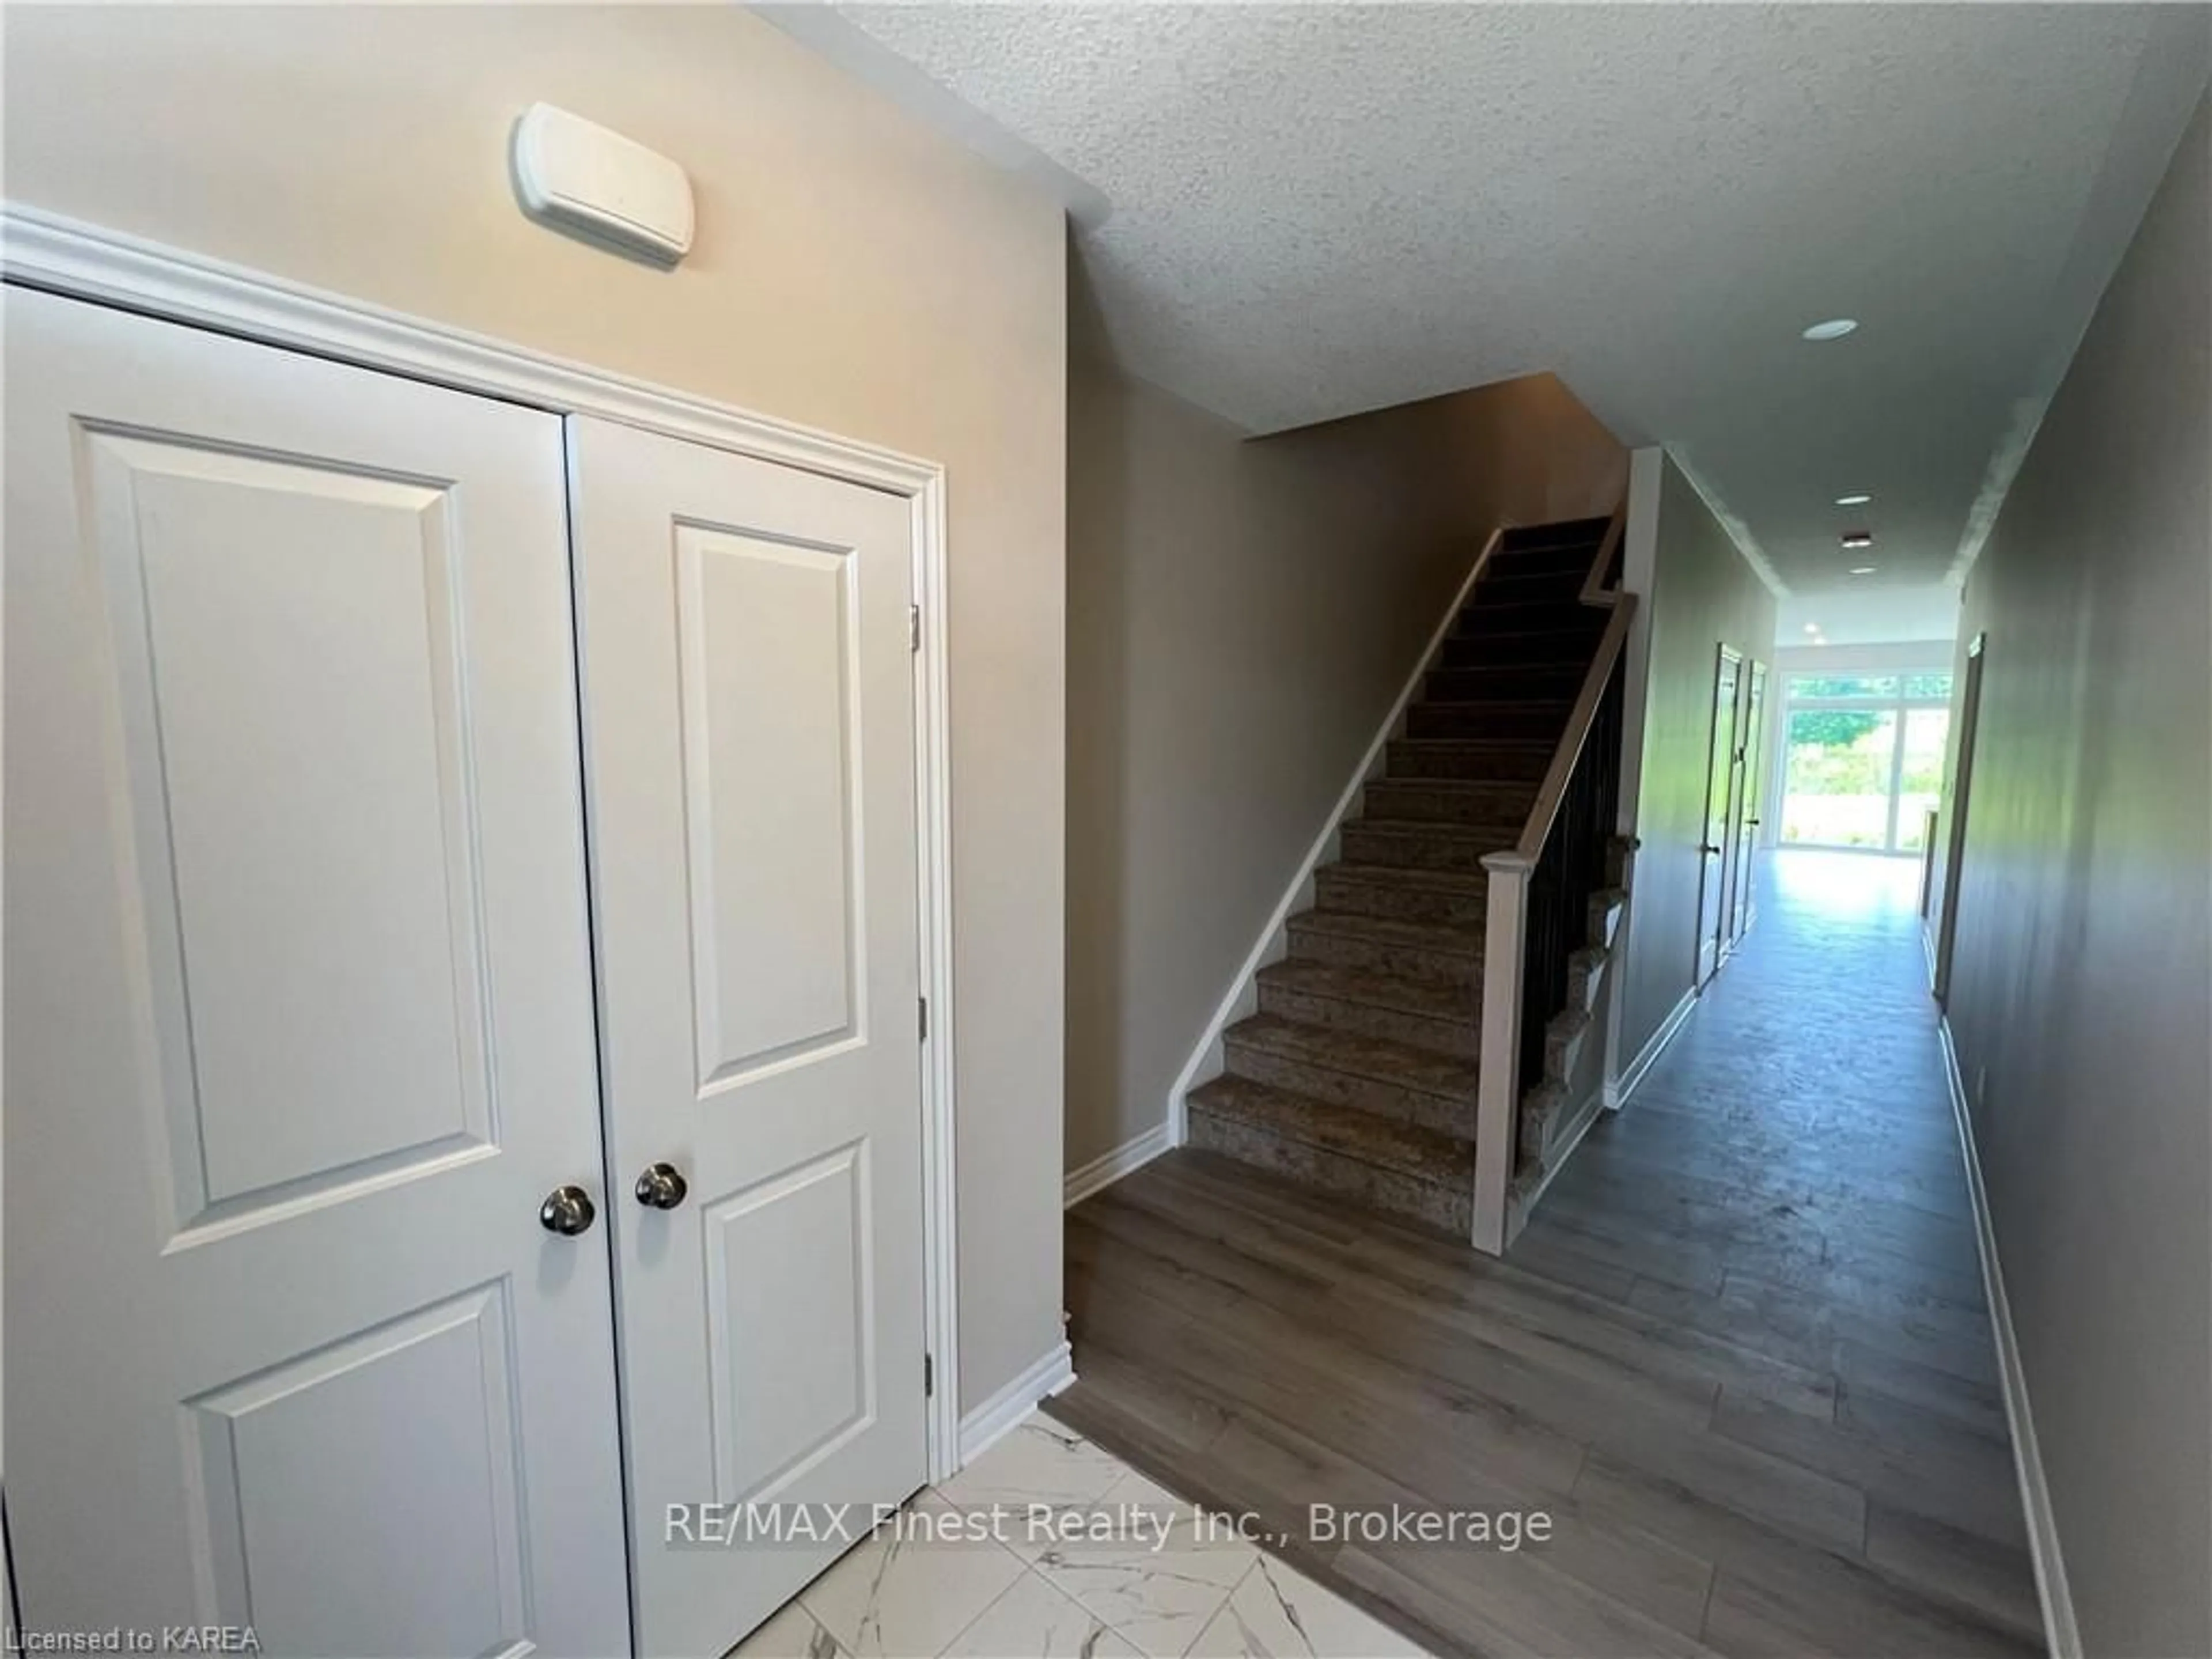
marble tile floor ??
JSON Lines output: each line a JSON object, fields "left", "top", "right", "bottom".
{"left": 731, "top": 1414, "right": 1429, "bottom": 1659}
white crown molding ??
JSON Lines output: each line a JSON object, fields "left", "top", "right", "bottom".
{"left": 0, "top": 204, "right": 937, "bottom": 493}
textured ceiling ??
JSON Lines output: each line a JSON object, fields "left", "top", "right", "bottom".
{"left": 779, "top": 3, "right": 2209, "bottom": 601}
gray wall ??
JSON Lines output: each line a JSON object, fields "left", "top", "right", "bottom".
{"left": 2, "top": 3, "right": 1070, "bottom": 1416}
{"left": 1616, "top": 452, "right": 1779, "bottom": 1065}
{"left": 1066, "top": 347, "right": 1626, "bottom": 1171}
{"left": 1944, "top": 95, "right": 2210, "bottom": 1659}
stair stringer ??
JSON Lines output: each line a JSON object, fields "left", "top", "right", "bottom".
{"left": 1163, "top": 526, "right": 1512, "bottom": 1146}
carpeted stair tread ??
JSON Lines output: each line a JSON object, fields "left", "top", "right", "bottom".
{"left": 1406, "top": 695, "right": 1577, "bottom": 715}
{"left": 1363, "top": 780, "right": 1540, "bottom": 820}
{"left": 1425, "top": 665, "right": 1589, "bottom": 703}
{"left": 1444, "top": 620, "right": 1604, "bottom": 642}
{"left": 1453, "top": 603, "right": 1597, "bottom": 636}
{"left": 1286, "top": 904, "right": 1483, "bottom": 986}
{"left": 1354, "top": 813, "right": 1520, "bottom": 838}
{"left": 1435, "top": 650, "right": 1592, "bottom": 669}
{"left": 1391, "top": 736, "right": 1558, "bottom": 753}
{"left": 1501, "top": 516, "right": 1611, "bottom": 550}
{"left": 1319, "top": 861, "right": 1491, "bottom": 896}
{"left": 1223, "top": 1011, "right": 1480, "bottom": 1103}
{"left": 1255, "top": 957, "right": 1480, "bottom": 1027}
{"left": 1313, "top": 861, "right": 1491, "bottom": 929}
{"left": 1486, "top": 544, "right": 1599, "bottom": 569}
{"left": 1433, "top": 654, "right": 1592, "bottom": 672}
{"left": 1339, "top": 826, "right": 1514, "bottom": 876}
{"left": 1370, "top": 774, "right": 1543, "bottom": 793}
{"left": 1287, "top": 910, "right": 1484, "bottom": 959}
{"left": 1490, "top": 533, "right": 1601, "bottom": 558}
{"left": 1476, "top": 570, "right": 1586, "bottom": 600}
{"left": 1440, "top": 628, "right": 1607, "bottom": 668}
{"left": 1385, "top": 738, "right": 1556, "bottom": 782}
{"left": 1187, "top": 1073, "right": 1475, "bottom": 1187}
{"left": 1361, "top": 779, "right": 1536, "bottom": 834}
{"left": 1404, "top": 700, "right": 1575, "bottom": 741}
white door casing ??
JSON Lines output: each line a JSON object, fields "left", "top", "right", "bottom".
{"left": 1729, "top": 661, "right": 1768, "bottom": 945}
{"left": 1696, "top": 645, "right": 1744, "bottom": 987}
{"left": 567, "top": 416, "right": 930, "bottom": 1656}
{"left": 4, "top": 289, "right": 631, "bottom": 1652}
{"left": 1933, "top": 634, "right": 1988, "bottom": 1006}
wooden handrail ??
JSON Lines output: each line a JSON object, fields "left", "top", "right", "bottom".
{"left": 1510, "top": 488, "right": 1634, "bottom": 860}
{"left": 1575, "top": 497, "right": 1629, "bottom": 607}
{"left": 1513, "top": 594, "right": 1637, "bottom": 861}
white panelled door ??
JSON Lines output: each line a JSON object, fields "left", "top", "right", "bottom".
{"left": 5, "top": 289, "right": 631, "bottom": 1655}
{"left": 567, "top": 417, "right": 929, "bottom": 1657}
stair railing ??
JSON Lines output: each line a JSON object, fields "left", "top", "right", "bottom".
{"left": 1471, "top": 501, "right": 1635, "bottom": 1253}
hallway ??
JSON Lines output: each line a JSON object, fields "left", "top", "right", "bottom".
{"left": 1054, "top": 851, "right": 2043, "bottom": 1657}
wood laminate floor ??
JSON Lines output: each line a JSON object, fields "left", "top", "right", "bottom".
{"left": 1052, "top": 851, "right": 2043, "bottom": 1658}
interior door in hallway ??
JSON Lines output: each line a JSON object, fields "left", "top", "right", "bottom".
{"left": 5, "top": 287, "right": 631, "bottom": 1653}
{"left": 1697, "top": 645, "right": 1744, "bottom": 985}
{"left": 1727, "top": 659, "right": 1769, "bottom": 946}
{"left": 567, "top": 416, "right": 929, "bottom": 1656}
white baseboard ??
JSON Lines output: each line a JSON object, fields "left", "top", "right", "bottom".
{"left": 957, "top": 1340, "right": 1076, "bottom": 1468}
{"left": 1938, "top": 1017, "right": 2077, "bottom": 1659}
{"left": 1551, "top": 1082, "right": 1607, "bottom": 1172}
{"left": 1164, "top": 528, "right": 1510, "bottom": 1145}
{"left": 1605, "top": 984, "right": 1696, "bottom": 1109}
{"left": 1508, "top": 1082, "right": 1607, "bottom": 1241}
{"left": 1063, "top": 1123, "right": 1173, "bottom": 1209}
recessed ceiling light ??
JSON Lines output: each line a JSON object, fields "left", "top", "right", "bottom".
{"left": 1849, "top": 566, "right": 1877, "bottom": 576}
{"left": 1840, "top": 531, "right": 1875, "bottom": 550}
{"left": 1802, "top": 623, "right": 1820, "bottom": 635}
{"left": 1835, "top": 493, "right": 1873, "bottom": 506}
{"left": 1801, "top": 318, "right": 1859, "bottom": 342}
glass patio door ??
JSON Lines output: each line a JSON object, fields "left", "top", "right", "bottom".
{"left": 1777, "top": 671, "right": 1954, "bottom": 854}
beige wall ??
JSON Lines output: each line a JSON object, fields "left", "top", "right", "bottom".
{"left": 1066, "top": 347, "right": 1624, "bottom": 1171}
{"left": 2, "top": 3, "right": 1069, "bottom": 1414}
{"left": 1615, "top": 451, "right": 1779, "bottom": 1065}
{"left": 1944, "top": 97, "right": 2209, "bottom": 1659}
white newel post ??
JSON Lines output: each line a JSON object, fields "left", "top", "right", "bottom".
{"left": 1473, "top": 849, "right": 1533, "bottom": 1253}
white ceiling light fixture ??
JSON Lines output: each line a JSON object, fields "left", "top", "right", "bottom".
{"left": 1850, "top": 566, "right": 1878, "bottom": 575}
{"left": 1841, "top": 531, "right": 1876, "bottom": 550}
{"left": 1801, "top": 317, "right": 1859, "bottom": 342}
{"left": 1835, "top": 493, "right": 1874, "bottom": 506}
{"left": 1803, "top": 623, "right": 1820, "bottom": 635}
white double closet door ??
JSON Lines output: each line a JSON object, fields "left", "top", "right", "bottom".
{"left": 6, "top": 288, "right": 928, "bottom": 1657}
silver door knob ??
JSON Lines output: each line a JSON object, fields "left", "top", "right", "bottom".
{"left": 539, "top": 1184, "right": 597, "bottom": 1236}
{"left": 635, "top": 1162, "right": 689, "bottom": 1210}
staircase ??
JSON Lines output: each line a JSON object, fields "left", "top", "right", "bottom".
{"left": 1185, "top": 515, "right": 1619, "bottom": 1235}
